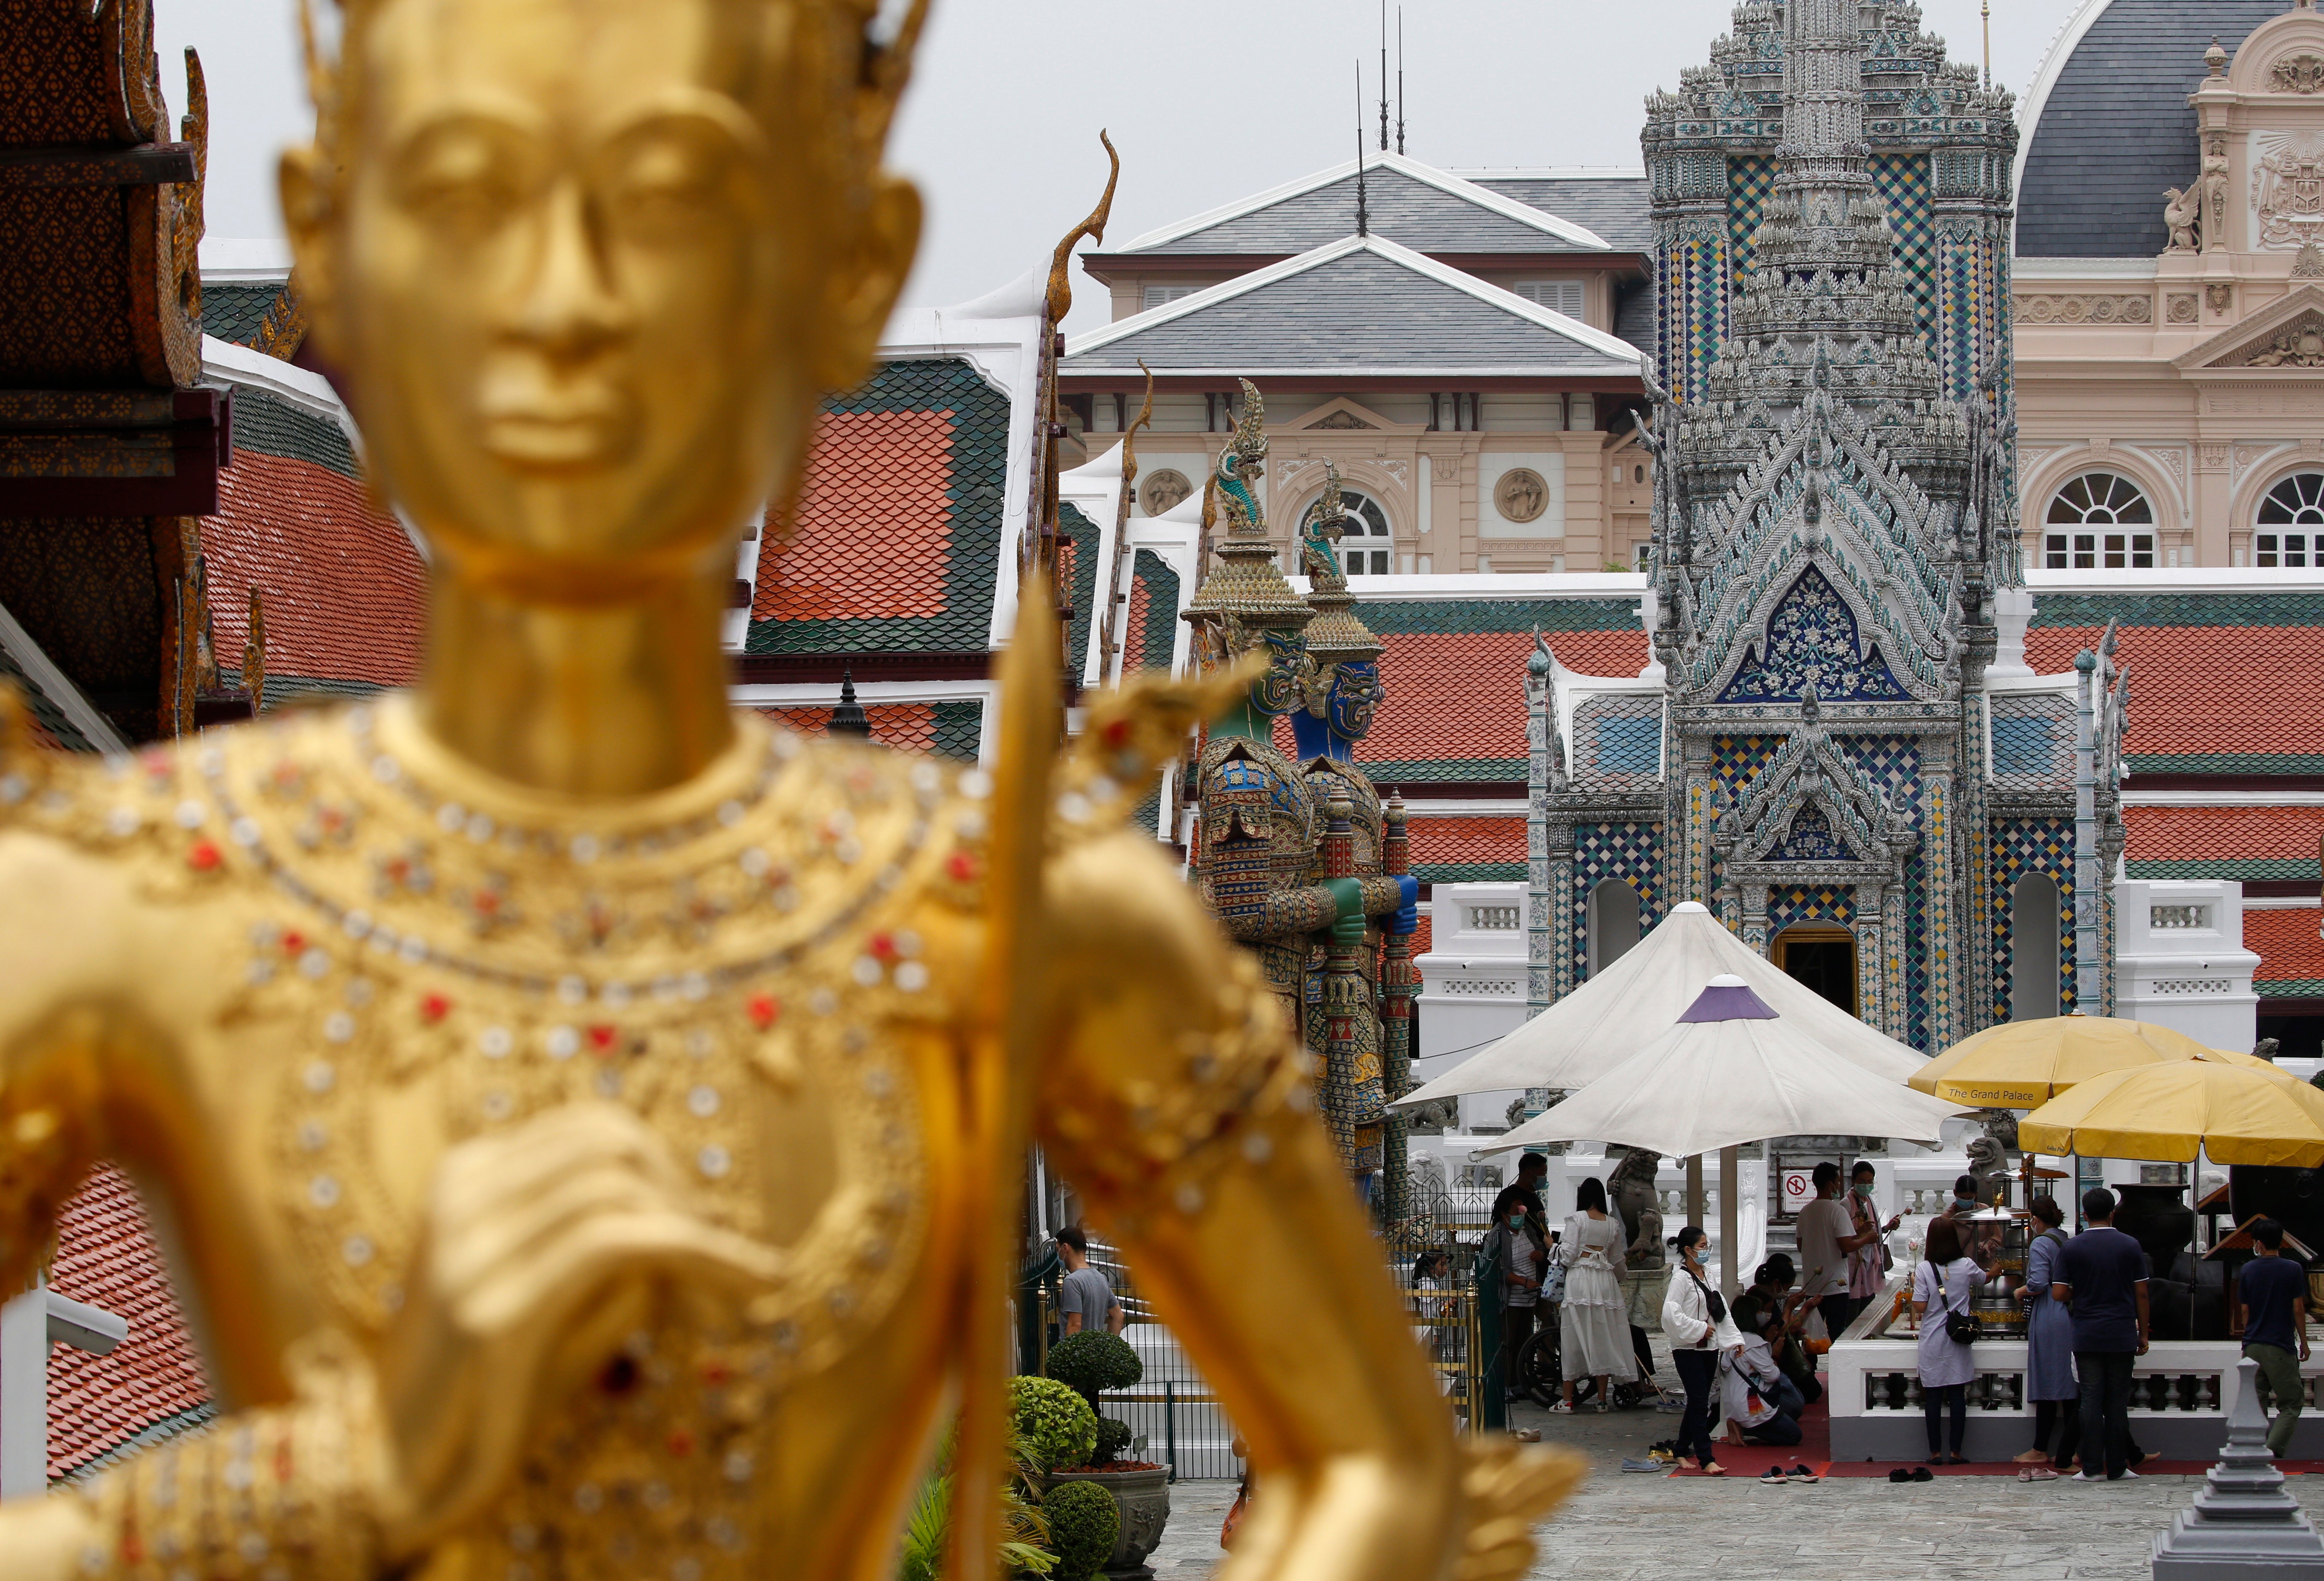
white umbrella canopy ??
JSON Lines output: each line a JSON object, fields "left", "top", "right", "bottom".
{"left": 1477, "top": 976, "right": 1962, "bottom": 1158}
{"left": 1394, "top": 900, "right": 1923, "bottom": 1111}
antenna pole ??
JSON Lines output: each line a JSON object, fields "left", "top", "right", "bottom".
{"left": 1378, "top": 0, "right": 1389, "bottom": 152}
{"left": 1396, "top": 6, "right": 1406, "bottom": 155}
{"left": 1982, "top": 0, "right": 1992, "bottom": 88}
{"left": 1354, "top": 66, "right": 1369, "bottom": 237}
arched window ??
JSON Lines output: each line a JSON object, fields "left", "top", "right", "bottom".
{"left": 2044, "top": 472, "right": 2154, "bottom": 569}
{"left": 2011, "top": 874, "right": 2060, "bottom": 1022}
{"left": 1301, "top": 487, "right": 1394, "bottom": 576}
{"left": 2257, "top": 473, "right": 2324, "bottom": 568}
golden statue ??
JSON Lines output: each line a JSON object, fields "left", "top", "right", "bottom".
{"left": 0, "top": 2, "right": 1577, "bottom": 1578}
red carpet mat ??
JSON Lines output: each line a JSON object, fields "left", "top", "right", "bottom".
{"left": 1661, "top": 1394, "right": 2324, "bottom": 1478}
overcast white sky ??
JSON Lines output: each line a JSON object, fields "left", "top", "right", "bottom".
{"left": 161, "top": 0, "right": 2082, "bottom": 333}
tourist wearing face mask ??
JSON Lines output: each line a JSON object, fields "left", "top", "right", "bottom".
{"left": 1661, "top": 1226, "right": 1744, "bottom": 1475}
{"left": 1934, "top": 1173, "right": 2000, "bottom": 1271}
{"left": 1482, "top": 1186, "right": 1549, "bottom": 1401}
{"left": 1835, "top": 1160, "right": 1903, "bottom": 1339}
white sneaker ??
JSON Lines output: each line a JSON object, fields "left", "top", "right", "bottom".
{"left": 2069, "top": 1471, "right": 2096, "bottom": 1481}
{"left": 2117, "top": 1470, "right": 2140, "bottom": 1479}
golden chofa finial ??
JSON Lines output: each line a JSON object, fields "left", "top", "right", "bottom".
{"left": 1045, "top": 130, "right": 1119, "bottom": 325}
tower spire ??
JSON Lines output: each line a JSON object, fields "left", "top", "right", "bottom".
{"left": 1354, "top": 64, "right": 1369, "bottom": 237}
{"left": 1395, "top": 7, "right": 1406, "bottom": 155}
{"left": 1378, "top": 0, "right": 1389, "bottom": 152}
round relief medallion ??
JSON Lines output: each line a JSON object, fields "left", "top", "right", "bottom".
{"left": 1140, "top": 469, "right": 1193, "bottom": 517}
{"left": 1494, "top": 467, "right": 1550, "bottom": 525}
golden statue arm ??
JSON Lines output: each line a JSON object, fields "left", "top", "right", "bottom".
{"left": 1037, "top": 832, "right": 1575, "bottom": 1581}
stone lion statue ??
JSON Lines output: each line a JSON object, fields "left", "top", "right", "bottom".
{"left": 1607, "top": 1147, "right": 1666, "bottom": 1270}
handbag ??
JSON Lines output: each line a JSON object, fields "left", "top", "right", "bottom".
{"left": 1935, "top": 1263, "right": 1983, "bottom": 1345}
{"left": 1685, "top": 1269, "right": 1727, "bottom": 1342}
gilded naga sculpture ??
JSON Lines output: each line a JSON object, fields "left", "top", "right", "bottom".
{"left": 0, "top": 3, "right": 1573, "bottom": 1581}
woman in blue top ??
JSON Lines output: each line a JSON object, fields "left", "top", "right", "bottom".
{"left": 2015, "top": 1196, "right": 2075, "bottom": 1478}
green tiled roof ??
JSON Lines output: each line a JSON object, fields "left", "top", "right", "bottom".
{"left": 1061, "top": 501, "right": 1100, "bottom": 678}
{"left": 932, "top": 698, "right": 981, "bottom": 762}
{"left": 201, "top": 282, "right": 283, "bottom": 348}
{"left": 746, "top": 358, "right": 1009, "bottom": 656}
{"left": 0, "top": 642, "right": 99, "bottom": 751}
{"left": 2127, "top": 858, "right": 2322, "bottom": 880}
{"left": 1413, "top": 861, "right": 1525, "bottom": 883}
{"left": 262, "top": 675, "right": 390, "bottom": 711}
{"left": 1358, "top": 756, "right": 1527, "bottom": 783}
{"left": 2029, "top": 594, "right": 2324, "bottom": 629}
{"left": 2257, "top": 979, "right": 2324, "bottom": 999}
{"left": 230, "top": 388, "right": 360, "bottom": 480}
{"left": 1352, "top": 597, "right": 1642, "bottom": 635}
{"left": 2129, "top": 754, "right": 2324, "bottom": 775}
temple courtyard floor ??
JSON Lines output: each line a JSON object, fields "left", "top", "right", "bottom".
{"left": 1147, "top": 1462, "right": 2273, "bottom": 1581}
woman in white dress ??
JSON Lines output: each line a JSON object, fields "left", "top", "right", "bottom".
{"left": 1555, "top": 1176, "right": 1639, "bottom": 1412}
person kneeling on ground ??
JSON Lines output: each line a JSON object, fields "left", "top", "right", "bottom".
{"left": 1720, "top": 1302, "right": 1805, "bottom": 1449}
{"left": 1731, "top": 1254, "right": 1824, "bottom": 1408}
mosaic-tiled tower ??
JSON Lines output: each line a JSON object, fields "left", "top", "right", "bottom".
{"left": 1525, "top": 0, "right": 2123, "bottom": 1054}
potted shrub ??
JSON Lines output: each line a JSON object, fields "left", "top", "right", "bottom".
{"left": 1043, "top": 1333, "right": 1170, "bottom": 1581}
{"left": 899, "top": 1404, "right": 1066, "bottom": 1581}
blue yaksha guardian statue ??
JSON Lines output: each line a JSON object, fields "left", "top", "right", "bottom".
{"left": 1184, "top": 395, "right": 1409, "bottom": 1182}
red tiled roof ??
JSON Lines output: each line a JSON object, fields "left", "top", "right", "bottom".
{"left": 755, "top": 410, "right": 958, "bottom": 623}
{"left": 202, "top": 451, "right": 427, "bottom": 688}
{"left": 2126, "top": 805, "right": 2324, "bottom": 864}
{"left": 1124, "top": 577, "right": 1154, "bottom": 673}
{"left": 1355, "top": 630, "right": 1650, "bottom": 774}
{"left": 2247, "top": 905, "right": 2324, "bottom": 990}
{"left": 752, "top": 704, "right": 938, "bottom": 753}
{"left": 1408, "top": 815, "right": 1527, "bottom": 868}
{"left": 1408, "top": 911, "right": 1433, "bottom": 956}
{"left": 46, "top": 1165, "right": 211, "bottom": 1478}
{"left": 2027, "top": 625, "right": 2324, "bottom": 765}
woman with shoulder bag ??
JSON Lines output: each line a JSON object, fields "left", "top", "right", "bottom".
{"left": 1912, "top": 1215, "right": 1986, "bottom": 1466}
{"left": 1661, "top": 1225, "right": 1743, "bottom": 1476}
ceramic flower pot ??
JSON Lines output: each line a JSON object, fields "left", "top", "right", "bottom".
{"left": 1044, "top": 1464, "right": 1171, "bottom": 1580}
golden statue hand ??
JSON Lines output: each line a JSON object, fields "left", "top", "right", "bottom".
{"left": 374, "top": 1102, "right": 783, "bottom": 1558}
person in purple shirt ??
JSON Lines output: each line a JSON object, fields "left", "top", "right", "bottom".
{"left": 2052, "top": 1187, "right": 2150, "bottom": 1481}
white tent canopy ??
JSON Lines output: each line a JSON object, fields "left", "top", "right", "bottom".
{"left": 1395, "top": 901, "right": 1924, "bottom": 1112}
{"left": 1477, "top": 977, "right": 1961, "bottom": 1159}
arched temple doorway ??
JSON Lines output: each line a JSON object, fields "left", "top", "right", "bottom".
{"left": 1773, "top": 925, "right": 1857, "bottom": 1017}
{"left": 1587, "top": 878, "right": 1641, "bottom": 977}
{"left": 2011, "top": 873, "right": 2061, "bottom": 1022}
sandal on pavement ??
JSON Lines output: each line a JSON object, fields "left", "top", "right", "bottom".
{"left": 1758, "top": 1466, "right": 1788, "bottom": 1484}
{"left": 1910, "top": 1466, "right": 1934, "bottom": 1482}
{"left": 2024, "top": 1466, "right": 2060, "bottom": 1482}
{"left": 1888, "top": 1468, "right": 1912, "bottom": 1483}
{"left": 1790, "top": 1465, "right": 1819, "bottom": 1484}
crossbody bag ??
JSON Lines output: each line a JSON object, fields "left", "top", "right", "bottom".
{"left": 1934, "top": 1261, "right": 1983, "bottom": 1345}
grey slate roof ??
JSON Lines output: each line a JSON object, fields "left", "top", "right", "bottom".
{"left": 199, "top": 282, "right": 282, "bottom": 348}
{"left": 1467, "top": 175, "right": 1653, "bottom": 252}
{"left": 2018, "top": 0, "right": 2283, "bottom": 258}
{"left": 1613, "top": 276, "right": 1656, "bottom": 356}
{"left": 1127, "top": 165, "right": 1603, "bottom": 257}
{"left": 1065, "top": 248, "right": 1641, "bottom": 376}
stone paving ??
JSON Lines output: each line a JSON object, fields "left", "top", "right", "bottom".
{"left": 1145, "top": 1467, "right": 2273, "bottom": 1581}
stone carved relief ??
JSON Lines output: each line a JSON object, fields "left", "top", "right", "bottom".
{"left": 2276, "top": 54, "right": 2324, "bottom": 94}
{"left": 2199, "top": 443, "right": 2231, "bottom": 473}
{"left": 2206, "top": 135, "right": 2232, "bottom": 250}
{"left": 2168, "top": 294, "right": 2201, "bottom": 324}
{"left": 2254, "top": 132, "right": 2324, "bottom": 248}
{"left": 1312, "top": 411, "right": 1375, "bottom": 430}
{"left": 1140, "top": 468, "right": 1193, "bottom": 517}
{"left": 2299, "top": 243, "right": 2324, "bottom": 280}
{"left": 2236, "top": 319, "right": 2324, "bottom": 367}
{"left": 2017, "top": 294, "right": 2153, "bottom": 325}
{"left": 2164, "top": 186, "right": 2203, "bottom": 253}
{"left": 2210, "top": 284, "right": 2237, "bottom": 315}
{"left": 1495, "top": 468, "right": 1550, "bottom": 524}
{"left": 2131, "top": 445, "right": 2189, "bottom": 493}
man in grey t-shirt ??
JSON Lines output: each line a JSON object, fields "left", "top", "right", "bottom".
{"left": 1055, "top": 1224, "right": 1124, "bottom": 1336}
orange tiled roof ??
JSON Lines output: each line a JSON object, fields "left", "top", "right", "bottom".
{"left": 753, "top": 704, "right": 938, "bottom": 753}
{"left": 2125, "top": 804, "right": 2324, "bottom": 879}
{"left": 1350, "top": 629, "right": 1648, "bottom": 783}
{"left": 1408, "top": 911, "right": 1433, "bottom": 956}
{"left": 756, "top": 409, "right": 958, "bottom": 624}
{"left": 46, "top": 1166, "right": 212, "bottom": 1479}
{"left": 2248, "top": 905, "right": 2324, "bottom": 995}
{"left": 2026, "top": 596, "right": 2324, "bottom": 772}
{"left": 202, "top": 449, "right": 426, "bottom": 696}
{"left": 1406, "top": 814, "right": 1525, "bottom": 881}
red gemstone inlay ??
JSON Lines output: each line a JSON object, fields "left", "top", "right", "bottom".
{"left": 420, "top": 994, "right": 451, "bottom": 1023}
{"left": 588, "top": 1024, "right": 618, "bottom": 1053}
{"left": 186, "top": 841, "right": 221, "bottom": 871}
{"left": 947, "top": 851, "right": 981, "bottom": 882}
{"left": 1103, "top": 718, "right": 1132, "bottom": 747}
{"left": 282, "top": 931, "right": 305, "bottom": 953}
{"left": 748, "top": 995, "right": 780, "bottom": 1029}
{"left": 666, "top": 1428, "right": 695, "bottom": 1458}
{"left": 869, "top": 931, "right": 898, "bottom": 962}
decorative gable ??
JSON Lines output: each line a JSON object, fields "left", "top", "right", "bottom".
{"left": 1716, "top": 564, "right": 1911, "bottom": 703}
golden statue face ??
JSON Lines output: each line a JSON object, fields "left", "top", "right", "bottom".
{"left": 285, "top": 0, "right": 920, "bottom": 594}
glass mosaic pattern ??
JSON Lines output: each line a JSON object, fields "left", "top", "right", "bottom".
{"left": 1570, "top": 821, "right": 1664, "bottom": 982}
{"left": 1769, "top": 804, "right": 1849, "bottom": 860}
{"left": 1594, "top": 714, "right": 1661, "bottom": 778}
{"left": 1870, "top": 153, "right": 1937, "bottom": 345}
{"left": 1990, "top": 819, "right": 2079, "bottom": 1019}
{"left": 1768, "top": 885, "right": 1857, "bottom": 933}
{"left": 1718, "top": 567, "right": 1911, "bottom": 703}
{"left": 1727, "top": 155, "right": 1777, "bottom": 282}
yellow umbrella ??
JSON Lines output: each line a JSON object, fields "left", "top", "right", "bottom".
{"left": 2018, "top": 1062, "right": 2324, "bottom": 1167}
{"left": 1908, "top": 1014, "right": 2272, "bottom": 1107}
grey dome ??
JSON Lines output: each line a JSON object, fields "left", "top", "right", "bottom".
{"left": 2017, "top": 0, "right": 2285, "bottom": 258}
